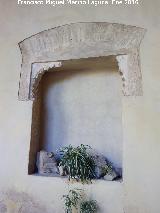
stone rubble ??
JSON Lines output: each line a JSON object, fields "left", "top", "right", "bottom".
{"left": 36, "top": 150, "right": 121, "bottom": 180}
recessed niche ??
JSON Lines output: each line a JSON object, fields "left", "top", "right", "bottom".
{"left": 18, "top": 22, "right": 145, "bottom": 188}
{"left": 28, "top": 56, "right": 123, "bottom": 176}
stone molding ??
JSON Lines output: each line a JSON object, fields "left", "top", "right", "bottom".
{"left": 30, "top": 61, "right": 62, "bottom": 99}
{"left": 18, "top": 22, "right": 146, "bottom": 100}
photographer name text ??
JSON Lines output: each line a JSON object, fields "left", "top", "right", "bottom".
{"left": 17, "top": 0, "right": 139, "bottom": 6}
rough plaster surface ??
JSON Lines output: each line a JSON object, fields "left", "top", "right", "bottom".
{"left": 18, "top": 22, "right": 145, "bottom": 100}
{"left": 1, "top": 0, "right": 160, "bottom": 213}
{"left": 0, "top": 190, "right": 48, "bottom": 213}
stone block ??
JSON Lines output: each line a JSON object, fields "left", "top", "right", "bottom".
{"left": 36, "top": 151, "right": 59, "bottom": 176}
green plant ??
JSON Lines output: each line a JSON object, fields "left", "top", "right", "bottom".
{"left": 63, "top": 189, "right": 99, "bottom": 213}
{"left": 59, "top": 144, "right": 95, "bottom": 183}
{"left": 80, "top": 200, "right": 98, "bottom": 213}
{"left": 63, "top": 189, "right": 82, "bottom": 213}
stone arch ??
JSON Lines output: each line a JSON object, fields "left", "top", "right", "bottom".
{"left": 18, "top": 22, "right": 146, "bottom": 101}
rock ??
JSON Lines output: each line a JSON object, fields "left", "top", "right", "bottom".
{"left": 93, "top": 156, "right": 108, "bottom": 179}
{"left": 37, "top": 151, "right": 59, "bottom": 176}
{"left": 87, "top": 149, "right": 120, "bottom": 180}
{"left": 104, "top": 169, "right": 119, "bottom": 181}
{"left": 86, "top": 149, "right": 108, "bottom": 178}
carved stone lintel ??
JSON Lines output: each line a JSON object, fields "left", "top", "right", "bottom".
{"left": 18, "top": 22, "right": 146, "bottom": 100}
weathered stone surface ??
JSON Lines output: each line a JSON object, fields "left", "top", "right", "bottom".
{"left": 30, "top": 62, "right": 62, "bottom": 100}
{"left": 36, "top": 150, "right": 59, "bottom": 176}
{"left": 18, "top": 22, "right": 146, "bottom": 100}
